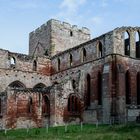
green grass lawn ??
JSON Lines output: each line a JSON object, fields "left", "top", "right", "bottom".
{"left": 0, "top": 124, "right": 140, "bottom": 140}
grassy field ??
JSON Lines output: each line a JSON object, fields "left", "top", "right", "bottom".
{"left": 0, "top": 124, "right": 140, "bottom": 140}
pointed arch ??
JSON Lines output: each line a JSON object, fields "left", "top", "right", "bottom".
{"left": 28, "top": 96, "right": 33, "bottom": 113}
{"left": 33, "top": 83, "right": 46, "bottom": 89}
{"left": 98, "top": 72, "right": 102, "bottom": 105}
{"left": 70, "top": 30, "right": 73, "bottom": 36}
{"left": 8, "top": 81, "right": 26, "bottom": 88}
{"left": 68, "top": 96, "right": 70, "bottom": 111}
{"left": 33, "top": 60, "right": 37, "bottom": 71}
{"left": 81, "top": 48, "right": 87, "bottom": 62}
{"left": 57, "top": 58, "right": 61, "bottom": 71}
{"left": 67, "top": 94, "right": 80, "bottom": 113}
{"left": 85, "top": 74, "right": 91, "bottom": 107}
{"left": 125, "top": 70, "right": 131, "bottom": 104}
{"left": 10, "top": 57, "right": 16, "bottom": 68}
{"left": 124, "top": 31, "right": 130, "bottom": 56}
{"left": 97, "top": 41, "right": 103, "bottom": 58}
{"left": 72, "top": 79, "right": 76, "bottom": 89}
{"left": 42, "top": 95, "right": 50, "bottom": 116}
{"left": 69, "top": 53, "right": 73, "bottom": 67}
{"left": 136, "top": 31, "right": 140, "bottom": 58}
{"left": 137, "top": 72, "right": 140, "bottom": 105}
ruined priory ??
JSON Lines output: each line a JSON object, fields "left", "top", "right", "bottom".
{"left": 0, "top": 19, "right": 140, "bottom": 129}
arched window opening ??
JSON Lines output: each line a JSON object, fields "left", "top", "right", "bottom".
{"left": 58, "top": 58, "right": 60, "bottom": 71}
{"left": 71, "top": 96, "right": 75, "bottom": 111}
{"left": 69, "top": 54, "right": 73, "bottom": 67}
{"left": 82, "top": 48, "right": 86, "bottom": 62}
{"left": 75, "top": 98, "right": 78, "bottom": 112}
{"left": 0, "top": 98, "right": 2, "bottom": 114}
{"left": 42, "top": 95, "right": 50, "bottom": 116}
{"left": 39, "top": 93, "right": 41, "bottom": 107}
{"left": 125, "top": 71, "right": 131, "bottom": 104}
{"left": 10, "top": 57, "right": 16, "bottom": 68}
{"left": 98, "top": 72, "right": 102, "bottom": 105}
{"left": 85, "top": 74, "right": 91, "bottom": 107}
{"left": 137, "top": 72, "right": 140, "bottom": 105}
{"left": 124, "top": 31, "right": 130, "bottom": 56}
{"left": 67, "top": 95, "right": 80, "bottom": 113}
{"left": 33, "top": 83, "right": 46, "bottom": 90}
{"left": 9, "top": 81, "right": 26, "bottom": 89}
{"left": 98, "top": 41, "right": 103, "bottom": 58}
{"left": 68, "top": 97, "right": 70, "bottom": 111}
{"left": 136, "top": 31, "right": 140, "bottom": 58}
{"left": 72, "top": 79, "right": 76, "bottom": 89}
{"left": 70, "top": 30, "right": 73, "bottom": 37}
{"left": 33, "top": 60, "right": 37, "bottom": 71}
{"left": 28, "top": 97, "right": 33, "bottom": 113}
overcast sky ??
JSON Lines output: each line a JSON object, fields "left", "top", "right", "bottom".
{"left": 0, "top": 0, "right": 140, "bottom": 54}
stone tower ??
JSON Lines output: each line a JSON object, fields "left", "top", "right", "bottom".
{"left": 29, "top": 19, "right": 91, "bottom": 57}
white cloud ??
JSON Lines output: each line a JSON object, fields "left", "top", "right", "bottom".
{"left": 53, "top": 0, "right": 87, "bottom": 24}
{"left": 52, "top": 0, "right": 104, "bottom": 38}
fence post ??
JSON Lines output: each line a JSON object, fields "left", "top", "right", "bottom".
{"left": 46, "top": 124, "right": 48, "bottom": 133}
{"left": 65, "top": 124, "right": 67, "bottom": 132}
{"left": 4, "top": 128, "right": 7, "bottom": 135}
{"left": 80, "top": 122, "right": 83, "bottom": 131}
{"left": 26, "top": 124, "right": 29, "bottom": 133}
{"left": 96, "top": 120, "right": 99, "bottom": 128}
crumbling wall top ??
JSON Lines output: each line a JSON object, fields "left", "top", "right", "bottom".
{"left": 29, "top": 19, "right": 90, "bottom": 37}
{"left": 114, "top": 26, "right": 140, "bottom": 33}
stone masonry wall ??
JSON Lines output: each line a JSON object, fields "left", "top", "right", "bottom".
{"left": 51, "top": 30, "right": 114, "bottom": 74}
{"left": 51, "top": 54, "right": 113, "bottom": 125}
{"left": 4, "top": 89, "right": 50, "bottom": 129}
{"left": 0, "top": 69, "right": 50, "bottom": 92}
{"left": 116, "top": 55, "right": 140, "bottom": 122}
{"left": 29, "top": 21, "right": 51, "bottom": 57}
{"left": 50, "top": 19, "right": 90, "bottom": 56}
{"left": 29, "top": 19, "right": 91, "bottom": 57}
{"left": 113, "top": 27, "right": 140, "bottom": 57}
{"left": 1, "top": 19, "right": 140, "bottom": 129}
{"left": 0, "top": 49, "right": 51, "bottom": 75}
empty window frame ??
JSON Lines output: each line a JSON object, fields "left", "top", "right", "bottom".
{"left": 58, "top": 58, "right": 60, "bottom": 71}
{"left": 28, "top": 97, "right": 33, "bottom": 113}
{"left": 42, "top": 95, "right": 50, "bottom": 116}
{"left": 82, "top": 48, "right": 87, "bottom": 62}
{"left": 69, "top": 53, "right": 73, "bottom": 67}
{"left": 97, "top": 41, "right": 103, "bottom": 58}
{"left": 85, "top": 74, "right": 91, "bottom": 107}
{"left": 136, "top": 31, "right": 140, "bottom": 58}
{"left": 10, "top": 57, "right": 16, "bottom": 68}
{"left": 98, "top": 72, "right": 102, "bottom": 105}
{"left": 33, "top": 60, "right": 37, "bottom": 71}
{"left": 72, "top": 79, "right": 76, "bottom": 89}
{"left": 125, "top": 71, "right": 131, "bottom": 104}
{"left": 67, "top": 95, "right": 79, "bottom": 113}
{"left": 124, "top": 31, "right": 130, "bottom": 56}
{"left": 70, "top": 30, "right": 73, "bottom": 37}
{"left": 137, "top": 72, "right": 140, "bottom": 105}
